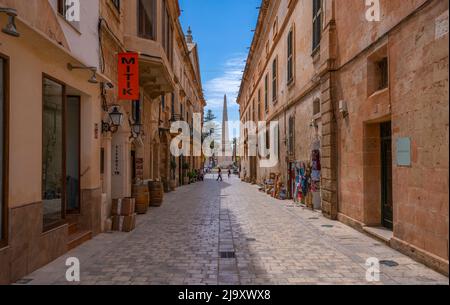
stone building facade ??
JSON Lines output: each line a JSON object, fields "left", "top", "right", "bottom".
{"left": 0, "top": 0, "right": 204, "bottom": 284}
{"left": 99, "top": 0, "right": 204, "bottom": 216}
{"left": 238, "top": 0, "right": 448, "bottom": 275}
{"left": 0, "top": 0, "right": 104, "bottom": 284}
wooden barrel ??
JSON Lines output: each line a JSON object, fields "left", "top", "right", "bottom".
{"left": 148, "top": 181, "right": 164, "bottom": 207}
{"left": 132, "top": 185, "right": 150, "bottom": 214}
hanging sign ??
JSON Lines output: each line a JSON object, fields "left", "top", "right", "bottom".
{"left": 118, "top": 52, "right": 140, "bottom": 100}
{"left": 113, "top": 145, "right": 121, "bottom": 176}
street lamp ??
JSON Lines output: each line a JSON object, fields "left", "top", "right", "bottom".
{"left": 131, "top": 122, "right": 142, "bottom": 138}
{"left": 109, "top": 106, "right": 123, "bottom": 127}
{"left": 0, "top": 7, "right": 20, "bottom": 37}
{"left": 102, "top": 106, "right": 123, "bottom": 134}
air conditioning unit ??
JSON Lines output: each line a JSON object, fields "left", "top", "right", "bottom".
{"left": 339, "top": 100, "right": 348, "bottom": 116}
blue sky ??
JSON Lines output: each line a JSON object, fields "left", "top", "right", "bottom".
{"left": 179, "top": 0, "right": 260, "bottom": 139}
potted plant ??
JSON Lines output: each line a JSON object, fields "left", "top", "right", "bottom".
{"left": 169, "top": 160, "right": 177, "bottom": 191}
{"left": 188, "top": 171, "right": 194, "bottom": 184}
{"left": 190, "top": 171, "right": 198, "bottom": 183}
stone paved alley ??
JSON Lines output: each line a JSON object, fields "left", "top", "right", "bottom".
{"left": 21, "top": 176, "right": 448, "bottom": 285}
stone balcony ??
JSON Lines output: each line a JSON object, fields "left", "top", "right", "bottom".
{"left": 124, "top": 34, "right": 175, "bottom": 99}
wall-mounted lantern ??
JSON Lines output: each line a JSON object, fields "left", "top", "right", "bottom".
{"left": 67, "top": 63, "right": 98, "bottom": 84}
{"left": 131, "top": 122, "right": 142, "bottom": 138}
{"left": 102, "top": 106, "right": 123, "bottom": 134}
{"left": 0, "top": 7, "right": 20, "bottom": 37}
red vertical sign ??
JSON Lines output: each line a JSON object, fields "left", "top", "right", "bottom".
{"left": 118, "top": 52, "right": 139, "bottom": 100}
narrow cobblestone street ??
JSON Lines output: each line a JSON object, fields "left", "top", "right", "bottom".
{"left": 22, "top": 176, "right": 448, "bottom": 285}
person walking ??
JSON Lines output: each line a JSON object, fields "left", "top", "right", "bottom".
{"left": 228, "top": 169, "right": 232, "bottom": 179}
{"left": 217, "top": 167, "right": 223, "bottom": 182}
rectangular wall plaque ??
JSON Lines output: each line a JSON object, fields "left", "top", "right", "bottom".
{"left": 397, "top": 137, "right": 411, "bottom": 167}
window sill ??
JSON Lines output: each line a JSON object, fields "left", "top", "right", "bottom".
{"left": 0, "top": 243, "right": 9, "bottom": 251}
{"left": 312, "top": 45, "right": 320, "bottom": 56}
{"left": 43, "top": 221, "right": 68, "bottom": 234}
{"left": 368, "top": 87, "right": 389, "bottom": 99}
{"left": 287, "top": 78, "right": 295, "bottom": 89}
{"left": 312, "top": 46, "right": 321, "bottom": 63}
{"left": 138, "top": 34, "right": 156, "bottom": 41}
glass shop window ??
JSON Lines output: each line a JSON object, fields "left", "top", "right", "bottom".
{"left": 42, "top": 78, "right": 65, "bottom": 229}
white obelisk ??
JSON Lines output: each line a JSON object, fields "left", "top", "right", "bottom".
{"left": 219, "top": 95, "right": 233, "bottom": 167}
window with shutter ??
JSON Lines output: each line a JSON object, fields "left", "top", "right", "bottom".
{"left": 138, "top": 0, "right": 156, "bottom": 40}
{"left": 312, "top": 0, "right": 322, "bottom": 52}
{"left": 272, "top": 58, "right": 278, "bottom": 103}
{"left": 287, "top": 29, "right": 294, "bottom": 84}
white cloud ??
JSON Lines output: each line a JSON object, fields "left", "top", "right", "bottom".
{"left": 204, "top": 54, "right": 246, "bottom": 110}
{"left": 203, "top": 54, "right": 246, "bottom": 142}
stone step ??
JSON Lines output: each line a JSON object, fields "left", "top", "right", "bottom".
{"left": 67, "top": 230, "right": 92, "bottom": 251}
{"left": 363, "top": 226, "right": 393, "bottom": 245}
{"left": 68, "top": 222, "right": 78, "bottom": 235}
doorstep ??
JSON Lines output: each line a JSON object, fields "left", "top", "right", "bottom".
{"left": 362, "top": 226, "right": 394, "bottom": 245}
{"left": 67, "top": 230, "right": 92, "bottom": 251}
